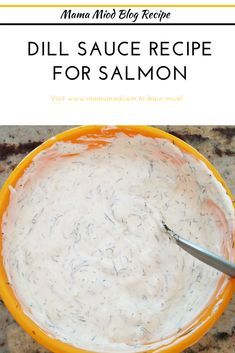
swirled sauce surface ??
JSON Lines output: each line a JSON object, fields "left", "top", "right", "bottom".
{"left": 2, "top": 131, "right": 234, "bottom": 352}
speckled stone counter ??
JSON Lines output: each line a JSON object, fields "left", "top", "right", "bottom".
{"left": 0, "top": 126, "right": 234, "bottom": 353}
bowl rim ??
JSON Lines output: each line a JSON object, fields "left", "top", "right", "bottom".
{"left": 0, "top": 125, "right": 234, "bottom": 353}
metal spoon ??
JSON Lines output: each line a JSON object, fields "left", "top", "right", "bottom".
{"left": 162, "top": 222, "right": 235, "bottom": 278}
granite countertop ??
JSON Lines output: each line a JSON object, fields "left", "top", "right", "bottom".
{"left": 0, "top": 126, "right": 234, "bottom": 353}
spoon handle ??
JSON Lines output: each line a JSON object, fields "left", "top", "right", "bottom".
{"left": 175, "top": 235, "right": 235, "bottom": 278}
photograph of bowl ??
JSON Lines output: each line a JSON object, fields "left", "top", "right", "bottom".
{"left": 0, "top": 126, "right": 234, "bottom": 353}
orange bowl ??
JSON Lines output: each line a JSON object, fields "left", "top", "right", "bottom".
{"left": 0, "top": 125, "right": 234, "bottom": 353}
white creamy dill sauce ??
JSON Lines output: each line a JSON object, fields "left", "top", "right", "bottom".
{"left": 2, "top": 133, "right": 234, "bottom": 353}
